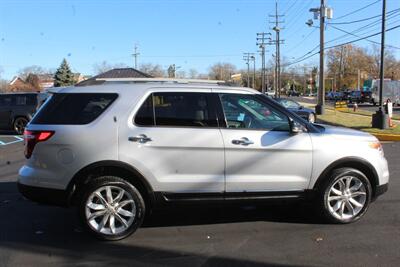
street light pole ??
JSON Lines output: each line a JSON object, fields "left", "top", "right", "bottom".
{"left": 372, "top": 0, "right": 388, "bottom": 129}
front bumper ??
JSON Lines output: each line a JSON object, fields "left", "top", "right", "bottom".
{"left": 17, "top": 182, "right": 69, "bottom": 206}
{"left": 373, "top": 183, "right": 388, "bottom": 201}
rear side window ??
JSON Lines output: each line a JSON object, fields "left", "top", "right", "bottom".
{"left": 134, "top": 92, "right": 218, "bottom": 128}
{"left": 31, "top": 93, "right": 118, "bottom": 125}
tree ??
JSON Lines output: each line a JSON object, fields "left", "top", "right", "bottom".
{"left": 54, "top": 59, "right": 75, "bottom": 87}
{"left": 26, "top": 74, "right": 40, "bottom": 90}
{"left": 188, "top": 68, "right": 199, "bottom": 79}
{"left": 18, "top": 65, "right": 47, "bottom": 79}
{"left": 208, "top": 62, "right": 236, "bottom": 80}
{"left": 92, "top": 61, "right": 128, "bottom": 75}
{"left": 139, "top": 63, "right": 165, "bottom": 77}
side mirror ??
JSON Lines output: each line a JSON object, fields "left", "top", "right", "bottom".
{"left": 299, "top": 105, "right": 303, "bottom": 110}
{"left": 289, "top": 119, "right": 304, "bottom": 134}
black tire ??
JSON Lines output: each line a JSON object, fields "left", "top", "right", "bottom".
{"left": 318, "top": 168, "right": 372, "bottom": 224}
{"left": 13, "top": 117, "right": 28, "bottom": 135}
{"left": 78, "top": 176, "right": 145, "bottom": 241}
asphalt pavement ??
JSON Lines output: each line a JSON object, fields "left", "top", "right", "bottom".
{"left": 0, "top": 137, "right": 399, "bottom": 267}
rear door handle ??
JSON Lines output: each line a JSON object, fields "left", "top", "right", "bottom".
{"left": 232, "top": 137, "right": 254, "bottom": 146}
{"left": 128, "top": 134, "right": 152, "bottom": 143}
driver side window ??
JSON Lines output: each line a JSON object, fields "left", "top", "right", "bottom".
{"left": 219, "top": 93, "right": 290, "bottom": 131}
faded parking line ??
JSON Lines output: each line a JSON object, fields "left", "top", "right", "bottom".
{"left": 0, "top": 136, "right": 24, "bottom": 146}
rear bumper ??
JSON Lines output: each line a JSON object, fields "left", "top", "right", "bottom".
{"left": 17, "top": 182, "right": 69, "bottom": 207}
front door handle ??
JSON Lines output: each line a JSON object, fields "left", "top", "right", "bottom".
{"left": 232, "top": 137, "right": 254, "bottom": 146}
{"left": 128, "top": 134, "right": 152, "bottom": 144}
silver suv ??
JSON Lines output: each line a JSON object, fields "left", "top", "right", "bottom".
{"left": 18, "top": 78, "right": 389, "bottom": 240}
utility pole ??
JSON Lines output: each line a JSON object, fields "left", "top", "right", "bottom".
{"left": 316, "top": 0, "right": 326, "bottom": 115}
{"left": 132, "top": 44, "right": 140, "bottom": 69}
{"left": 309, "top": 0, "right": 332, "bottom": 114}
{"left": 251, "top": 56, "right": 256, "bottom": 89}
{"left": 243, "top": 53, "right": 254, "bottom": 87}
{"left": 270, "top": 0, "right": 284, "bottom": 98}
{"left": 357, "top": 69, "right": 361, "bottom": 91}
{"left": 372, "top": 0, "right": 388, "bottom": 129}
{"left": 257, "top": 32, "right": 272, "bottom": 94}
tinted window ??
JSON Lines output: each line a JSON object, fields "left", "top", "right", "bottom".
{"left": 134, "top": 94, "right": 154, "bottom": 126}
{"left": 31, "top": 93, "right": 118, "bottom": 125}
{"left": 134, "top": 92, "right": 217, "bottom": 127}
{"left": 220, "top": 94, "right": 290, "bottom": 131}
{"left": 154, "top": 92, "right": 217, "bottom": 127}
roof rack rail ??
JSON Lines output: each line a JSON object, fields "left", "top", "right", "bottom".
{"left": 95, "top": 77, "right": 226, "bottom": 84}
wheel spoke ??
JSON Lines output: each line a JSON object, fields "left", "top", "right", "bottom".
{"left": 339, "top": 201, "right": 346, "bottom": 217}
{"left": 109, "top": 215, "right": 116, "bottom": 234}
{"left": 338, "top": 179, "right": 346, "bottom": 193}
{"left": 349, "top": 197, "right": 363, "bottom": 208}
{"left": 117, "top": 200, "right": 134, "bottom": 209}
{"left": 332, "top": 200, "right": 342, "bottom": 211}
{"left": 351, "top": 191, "right": 366, "bottom": 198}
{"left": 331, "top": 187, "right": 343, "bottom": 196}
{"left": 345, "top": 200, "right": 355, "bottom": 215}
{"left": 94, "top": 192, "right": 108, "bottom": 206}
{"left": 98, "top": 213, "right": 110, "bottom": 231}
{"left": 87, "top": 202, "right": 106, "bottom": 211}
{"left": 345, "top": 177, "right": 352, "bottom": 191}
{"left": 328, "top": 195, "right": 342, "bottom": 201}
{"left": 117, "top": 207, "right": 134, "bottom": 217}
{"left": 106, "top": 186, "right": 113, "bottom": 203}
{"left": 89, "top": 209, "right": 107, "bottom": 221}
{"left": 114, "top": 189, "right": 124, "bottom": 203}
{"left": 114, "top": 213, "right": 129, "bottom": 227}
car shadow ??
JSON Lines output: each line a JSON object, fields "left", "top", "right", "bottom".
{"left": 0, "top": 180, "right": 320, "bottom": 266}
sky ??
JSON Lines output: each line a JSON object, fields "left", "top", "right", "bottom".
{"left": 0, "top": 0, "right": 399, "bottom": 79}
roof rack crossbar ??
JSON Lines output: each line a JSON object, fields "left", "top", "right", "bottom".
{"left": 95, "top": 78, "right": 226, "bottom": 84}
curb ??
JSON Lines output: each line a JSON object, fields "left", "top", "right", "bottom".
{"left": 372, "top": 133, "right": 400, "bottom": 142}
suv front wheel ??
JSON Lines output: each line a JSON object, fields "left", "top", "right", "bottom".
{"left": 319, "top": 168, "right": 372, "bottom": 224}
{"left": 79, "top": 176, "right": 145, "bottom": 240}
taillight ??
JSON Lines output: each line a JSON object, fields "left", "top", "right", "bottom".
{"left": 24, "top": 130, "right": 55, "bottom": 159}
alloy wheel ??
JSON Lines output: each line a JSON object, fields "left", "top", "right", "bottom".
{"left": 85, "top": 185, "right": 136, "bottom": 235}
{"left": 326, "top": 176, "right": 367, "bottom": 221}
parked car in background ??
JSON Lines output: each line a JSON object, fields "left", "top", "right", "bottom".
{"left": 348, "top": 91, "right": 373, "bottom": 104}
{"left": 274, "top": 97, "right": 316, "bottom": 123}
{"left": 0, "top": 92, "right": 47, "bottom": 134}
{"left": 348, "top": 91, "right": 362, "bottom": 103}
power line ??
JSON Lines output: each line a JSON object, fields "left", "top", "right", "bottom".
{"left": 329, "top": 24, "right": 400, "bottom": 49}
{"left": 283, "top": 0, "right": 299, "bottom": 15}
{"left": 333, "top": 0, "right": 381, "bottom": 21}
{"left": 284, "top": 24, "right": 400, "bottom": 67}
{"left": 284, "top": 28, "right": 318, "bottom": 54}
{"left": 328, "top": 8, "right": 400, "bottom": 25}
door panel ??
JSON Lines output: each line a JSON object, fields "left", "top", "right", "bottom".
{"left": 217, "top": 93, "right": 313, "bottom": 192}
{"left": 221, "top": 129, "right": 312, "bottom": 191}
{"left": 119, "top": 91, "right": 225, "bottom": 193}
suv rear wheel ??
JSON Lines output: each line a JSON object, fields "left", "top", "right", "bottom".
{"left": 319, "top": 168, "right": 372, "bottom": 224}
{"left": 79, "top": 176, "right": 145, "bottom": 240}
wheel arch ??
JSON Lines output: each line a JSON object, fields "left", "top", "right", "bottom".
{"left": 67, "top": 160, "right": 155, "bottom": 210}
{"left": 313, "top": 157, "right": 379, "bottom": 197}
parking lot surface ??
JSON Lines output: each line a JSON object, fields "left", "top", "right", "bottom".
{"left": 0, "top": 140, "right": 399, "bottom": 267}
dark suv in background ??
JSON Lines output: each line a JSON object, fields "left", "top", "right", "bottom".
{"left": 0, "top": 93, "right": 47, "bottom": 134}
